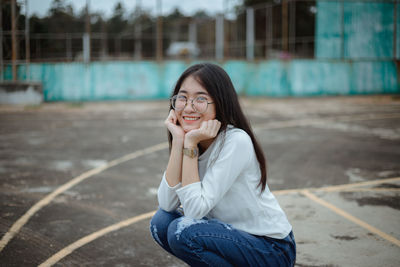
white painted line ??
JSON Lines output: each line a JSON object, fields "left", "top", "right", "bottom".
{"left": 301, "top": 190, "right": 400, "bottom": 247}
{"left": 0, "top": 142, "right": 168, "bottom": 252}
{"left": 2, "top": 111, "right": 398, "bottom": 255}
{"left": 330, "top": 188, "right": 400, "bottom": 193}
{"left": 315, "top": 177, "right": 400, "bottom": 192}
{"left": 272, "top": 177, "right": 400, "bottom": 195}
{"left": 253, "top": 113, "right": 400, "bottom": 131}
{"left": 38, "top": 210, "right": 156, "bottom": 267}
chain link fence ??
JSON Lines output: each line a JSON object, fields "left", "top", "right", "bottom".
{"left": 1, "top": 0, "right": 399, "bottom": 64}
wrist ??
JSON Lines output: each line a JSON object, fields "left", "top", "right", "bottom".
{"left": 184, "top": 139, "right": 198, "bottom": 148}
{"left": 172, "top": 137, "right": 184, "bottom": 146}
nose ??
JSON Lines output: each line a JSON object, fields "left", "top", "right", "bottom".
{"left": 183, "top": 99, "right": 195, "bottom": 113}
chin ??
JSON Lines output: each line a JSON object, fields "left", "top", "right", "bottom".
{"left": 182, "top": 123, "right": 200, "bottom": 133}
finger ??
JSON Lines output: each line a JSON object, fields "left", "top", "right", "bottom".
{"left": 202, "top": 121, "right": 212, "bottom": 137}
{"left": 168, "top": 110, "right": 177, "bottom": 124}
{"left": 209, "top": 119, "right": 218, "bottom": 131}
{"left": 201, "top": 121, "right": 208, "bottom": 130}
{"left": 211, "top": 120, "right": 221, "bottom": 136}
{"left": 207, "top": 120, "right": 214, "bottom": 133}
{"left": 171, "top": 109, "right": 177, "bottom": 119}
{"left": 215, "top": 120, "right": 221, "bottom": 131}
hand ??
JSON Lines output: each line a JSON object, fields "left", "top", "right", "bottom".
{"left": 165, "top": 109, "right": 185, "bottom": 141}
{"left": 185, "top": 120, "right": 221, "bottom": 147}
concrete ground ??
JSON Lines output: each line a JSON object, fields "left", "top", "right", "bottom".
{"left": 0, "top": 95, "right": 399, "bottom": 266}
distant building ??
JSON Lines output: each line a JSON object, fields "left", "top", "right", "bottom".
{"left": 166, "top": 42, "right": 200, "bottom": 58}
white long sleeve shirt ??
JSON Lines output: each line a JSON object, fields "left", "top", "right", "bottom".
{"left": 157, "top": 126, "right": 292, "bottom": 239}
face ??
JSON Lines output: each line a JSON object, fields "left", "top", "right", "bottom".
{"left": 175, "top": 75, "right": 216, "bottom": 133}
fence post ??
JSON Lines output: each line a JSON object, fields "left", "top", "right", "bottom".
{"left": 340, "top": 0, "right": 344, "bottom": 59}
{"left": 189, "top": 21, "right": 197, "bottom": 45}
{"left": 394, "top": 0, "right": 397, "bottom": 59}
{"left": 265, "top": 6, "right": 273, "bottom": 59}
{"left": 216, "top": 13, "right": 224, "bottom": 60}
{"left": 156, "top": 0, "right": 163, "bottom": 61}
{"left": 0, "top": 0, "right": 3, "bottom": 81}
{"left": 66, "top": 34, "right": 72, "bottom": 60}
{"left": 246, "top": 7, "right": 254, "bottom": 61}
{"left": 11, "top": 0, "right": 18, "bottom": 81}
{"left": 25, "top": 0, "right": 30, "bottom": 80}
{"left": 282, "top": 0, "right": 288, "bottom": 52}
{"left": 83, "top": 0, "right": 91, "bottom": 63}
{"left": 83, "top": 33, "right": 90, "bottom": 63}
{"left": 134, "top": 0, "right": 142, "bottom": 60}
{"left": 189, "top": 21, "right": 197, "bottom": 59}
{"left": 289, "top": 0, "right": 296, "bottom": 54}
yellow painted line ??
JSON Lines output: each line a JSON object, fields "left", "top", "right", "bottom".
{"left": 301, "top": 190, "right": 400, "bottom": 247}
{"left": 38, "top": 210, "right": 156, "bottom": 267}
{"left": 36, "top": 176, "right": 400, "bottom": 265}
{"left": 2, "top": 109, "right": 399, "bottom": 255}
{"left": 272, "top": 189, "right": 304, "bottom": 195}
{"left": 0, "top": 142, "right": 168, "bottom": 252}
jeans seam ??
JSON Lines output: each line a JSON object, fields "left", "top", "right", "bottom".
{"left": 183, "top": 235, "right": 213, "bottom": 267}
{"left": 187, "top": 233, "right": 286, "bottom": 258}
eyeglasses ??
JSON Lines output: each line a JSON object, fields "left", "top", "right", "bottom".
{"left": 171, "top": 94, "right": 214, "bottom": 114}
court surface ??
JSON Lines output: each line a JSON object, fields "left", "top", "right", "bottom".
{"left": 0, "top": 95, "right": 399, "bottom": 266}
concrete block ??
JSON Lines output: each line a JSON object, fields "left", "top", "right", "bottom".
{"left": 0, "top": 82, "right": 43, "bottom": 105}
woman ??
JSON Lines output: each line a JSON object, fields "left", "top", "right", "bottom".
{"left": 150, "top": 63, "right": 296, "bottom": 266}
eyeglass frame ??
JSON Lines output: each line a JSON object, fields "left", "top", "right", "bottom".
{"left": 170, "top": 94, "right": 214, "bottom": 114}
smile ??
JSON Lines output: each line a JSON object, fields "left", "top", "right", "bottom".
{"left": 183, "top": 116, "right": 200, "bottom": 121}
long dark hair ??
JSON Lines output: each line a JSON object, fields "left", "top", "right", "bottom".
{"left": 168, "top": 63, "right": 268, "bottom": 192}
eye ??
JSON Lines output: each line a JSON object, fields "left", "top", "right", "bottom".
{"left": 196, "top": 96, "right": 208, "bottom": 103}
{"left": 176, "top": 95, "right": 187, "bottom": 101}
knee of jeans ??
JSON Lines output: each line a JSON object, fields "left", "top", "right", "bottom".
{"left": 167, "top": 216, "right": 209, "bottom": 248}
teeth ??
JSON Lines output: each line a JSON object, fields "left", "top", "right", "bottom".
{"left": 184, "top": 117, "right": 199, "bottom": 121}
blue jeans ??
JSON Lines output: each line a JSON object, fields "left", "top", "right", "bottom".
{"left": 149, "top": 208, "right": 296, "bottom": 267}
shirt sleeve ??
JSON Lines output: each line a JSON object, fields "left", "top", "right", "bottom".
{"left": 157, "top": 172, "right": 181, "bottom": 212}
{"left": 176, "top": 131, "right": 253, "bottom": 219}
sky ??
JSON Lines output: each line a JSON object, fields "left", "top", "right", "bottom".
{"left": 25, "top": 0, "right": 242, "bottom": 18}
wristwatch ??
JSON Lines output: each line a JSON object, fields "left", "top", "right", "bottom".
{"left": 183, "top": 147, "right": 199, "bottom": 158}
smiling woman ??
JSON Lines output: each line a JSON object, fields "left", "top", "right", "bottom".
{"left": 149, "top": 63, "right": 296, "bottom": 266}
{"left": 172, "top": 75, "right": 217, "bottom": 133}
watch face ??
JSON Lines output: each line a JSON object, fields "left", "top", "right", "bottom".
{"left": 184, "top": 147, "right": 198, "bottom": 158}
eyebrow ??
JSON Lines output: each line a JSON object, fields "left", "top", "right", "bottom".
{"left": 179, "top": 89, "right": 209, "bottom": 96}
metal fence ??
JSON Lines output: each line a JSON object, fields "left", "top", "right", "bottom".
{"left": 1, "top": 0, "right": 399, "bottom": 64}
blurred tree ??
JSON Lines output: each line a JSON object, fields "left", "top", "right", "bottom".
{"left": 48, "top": 0, "right": 74, "bottom": 16}
{"left": 164, "top": 7, "right": 186, "bottom": 46}
{"left": 192, "top": 10, "right": 210, "bottom": 20}
{"left": 107, "top": 2, "right": 128, "bottom": 34}
{"left": 47, "top": 0, "right": 79, "bottom": 33}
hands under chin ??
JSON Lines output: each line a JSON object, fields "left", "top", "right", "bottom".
{"left": 184, "top": 120, "right": 221, "bottom": 147}
{"left": 165, "top": 110, "right": 185, "bottom": 141}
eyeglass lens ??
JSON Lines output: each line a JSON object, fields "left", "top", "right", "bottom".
{"left": 172, "top": 95, "right": 208, "bottom": 113}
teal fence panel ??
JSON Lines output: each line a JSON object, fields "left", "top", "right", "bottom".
{"left": 2, "top": 59, "right": 399, "bottom": 101}
{"left": 316, "top": 1, "right": 399, "bottom": 59}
